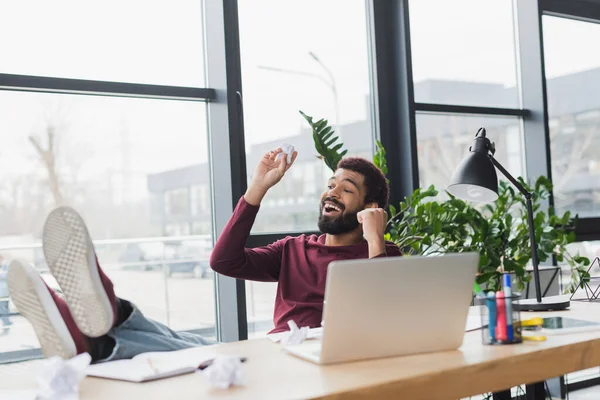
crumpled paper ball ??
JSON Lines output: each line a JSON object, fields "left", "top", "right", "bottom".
{"left": 200, "top": 356, "right": 244, "bottom": 389}
{"left": 276, "top": 143, "right": 295, "bottom": 164}
{"left": 36, "top": 353, "right": 91, "bottom": 400}
{"left": 282, "top": 320, "right": 309, "bottom": 346}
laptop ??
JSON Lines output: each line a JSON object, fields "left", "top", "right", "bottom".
{"left": 284, "top": 252, "right": 479, "bottom": 364}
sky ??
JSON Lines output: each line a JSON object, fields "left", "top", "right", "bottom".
{"left": 1, "top": 0, "right": 599, "bottom": 203}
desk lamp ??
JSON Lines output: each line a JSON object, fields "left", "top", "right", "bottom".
{"left": 447, "top": 128, "right": 570, "bottom": 311}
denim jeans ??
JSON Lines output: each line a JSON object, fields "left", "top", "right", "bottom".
{"left": 99, "top": 302, "right": 218, "bottom": 362}
{"left": 0, "top": 301, "right": 11, "bottom": 326}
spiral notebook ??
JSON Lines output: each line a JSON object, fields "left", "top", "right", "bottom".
{"left": 86, "top": 348, "right": 222, "bottom": 382}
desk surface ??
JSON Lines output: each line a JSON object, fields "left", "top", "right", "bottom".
{"left": 4, "top": 301, "right": 600, "bottom": 399}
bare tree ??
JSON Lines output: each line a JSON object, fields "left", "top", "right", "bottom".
{"left": 29, "top": 125, "right": 64, "bottom": 206}
{"left": 27, "top": 100, "right": 76, "bottom": 207}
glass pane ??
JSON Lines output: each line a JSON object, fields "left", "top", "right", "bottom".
{"left": 417, "top": 113, "right": 524, "bottom": 196}
{"left": 543, "top": 16, "right": 600, "bottom": 218}
{"left": 246, "top": 281, "right": 278, "bottom": 338}
{"left": 239, "top": 0, "right": 374, "bottom": 235}
{"left": 409, "top": 0, "right": 518, "bottom": 108}
{"left": 0, "top": 92, "right": 215, "bottom": 358}
{"left": 238, "top": 0, "right": 375, "bottom": 337}
{"left": 0, "top": 0, "right": 205, "bottom": 87}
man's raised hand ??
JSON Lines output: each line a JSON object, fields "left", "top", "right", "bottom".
{"left": 244, "top": 147, "right": 298, "bottom": 205}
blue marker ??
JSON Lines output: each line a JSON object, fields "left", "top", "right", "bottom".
{"left": 503, "top": 274, "right": 514, "bottom": 341}
{"left": 486, "top": 291, "right": 496, "bottom": 342}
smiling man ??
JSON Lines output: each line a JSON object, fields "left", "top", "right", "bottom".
{"left": 5, "top": 147, "right": 401, "bottom": 363}
{"left": 210, "top": 148, "right": 402, "bottom": 333}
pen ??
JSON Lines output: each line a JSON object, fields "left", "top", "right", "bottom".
{"left": 503, "top": 275, "right": 514, "bottom": 342}
{"left": 496, "top": 291, "right": 508, "bottom": 342}
{"left": 198, "top": 357, "right": 248, "bottom": 370}
{"left": 486, "top": 291, "right": 496, "bottom": 342}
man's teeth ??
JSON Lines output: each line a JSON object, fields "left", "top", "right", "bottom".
{"left": 325, "top": 203, "right": 341, "bottom": 212}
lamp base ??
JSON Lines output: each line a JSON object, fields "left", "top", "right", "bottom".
{"left": 514, "top": 295, "right": 571, "bottom": 312}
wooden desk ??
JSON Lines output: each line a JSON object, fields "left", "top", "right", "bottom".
{"left": 4, "top": 302, "right": 600, "bottom": 399}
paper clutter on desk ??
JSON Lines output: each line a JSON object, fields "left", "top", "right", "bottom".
{"left": 276, "top": 143, "right": 295, "bottom": 164}
{"left": 36, "top": 353, "right": 91, "bottom": 400}
{"left": 282, "top": 320, "right": 310, "bottom": 346}
{"left": 200, "top": 356, "right": 244, "bottom": 389}
{"left": 267, "top": 326, "right": 322, "bottom": 343}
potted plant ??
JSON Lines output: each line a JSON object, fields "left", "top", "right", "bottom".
{"left": 300, "top": 111, "right": 590, "bottom": 293}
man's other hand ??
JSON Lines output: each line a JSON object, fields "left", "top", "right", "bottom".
{"left": 357, "top": 208, "right": 387, "bottom": 257}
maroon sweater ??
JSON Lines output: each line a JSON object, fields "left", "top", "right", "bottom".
{"left": 210, "top": 197, "right": 402, "bottom": 333}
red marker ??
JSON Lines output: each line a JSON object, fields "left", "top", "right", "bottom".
{"left": 495, "top": 291, "right": 508, "bottom": 342}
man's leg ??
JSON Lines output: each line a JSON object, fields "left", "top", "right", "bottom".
{"left": 0, "top": 300, "right": 11, "bottom": 335}
{"left": 0, "top": 300, "right": 10, "bottom": 326}
{"left": 7, "top": 260, "right": 93, "bottom": 359}
{"left": 96, "top": 299, "right": 217, "bottom": 362}
{"left": 8, "top": 260, "right": 216, "bottom": 363}
{"left": 42, "top": 206, "right": 119, "bottom": 338}
{"left": 41, "top": 206, "right": 217, "bottom": 362}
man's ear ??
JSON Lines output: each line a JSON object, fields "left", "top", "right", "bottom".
{"left": 364, "top": 202, "right": 379, "bottom": 209}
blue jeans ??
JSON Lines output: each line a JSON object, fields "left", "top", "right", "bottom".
{"left": 99, "top": 302, "right": 218, "bottom": 362}
{"left": 0, "top": 301, "right": 11, "bottom": 326}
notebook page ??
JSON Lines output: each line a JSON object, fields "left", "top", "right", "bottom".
{"left": 86, "top": 352, "right": 214, "bottom": 382}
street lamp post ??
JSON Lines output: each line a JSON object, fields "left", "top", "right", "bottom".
{"left": 308, "top": 52, "right": 340, "bottom": 136}
{"left": 257, "top": 55, "right": 340, "bottom": 136}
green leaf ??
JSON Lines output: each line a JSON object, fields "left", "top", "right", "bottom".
{"left": 300, "top": 110, "right": 346, "bottom": 173}
{"left": 389, "top": 204, "right": 397, "bottom": 217}
{"left": 476, "top": 273, "right": 495, "bottom": 285}
{"left": 574, "top": 256, "right": 591, "bottom": 265}
{"left": 433, "top": 219, "right": 442, "bottom": 235}
{"left": 503, "top": 258, "right": 519, "bottom": 272}
{"left": 373, "top": 140, "right": 389, "bottom": 180}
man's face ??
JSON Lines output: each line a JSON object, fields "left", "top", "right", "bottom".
{"left": 318, "top": 169, "right": 367, "bottom": 234}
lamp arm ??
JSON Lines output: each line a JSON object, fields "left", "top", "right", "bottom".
{"left": 524, "top": 197, "right": 543, "bottom": 302}
{"left": 489, "top": 155, "right": 542, "bottom": 303}
{"left": 488, "top": 155, "right": 532, "bottom": 200}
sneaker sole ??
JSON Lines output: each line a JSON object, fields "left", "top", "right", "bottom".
{"left": 7, "top": 260, "right": 77, "bottom": 359}
{"left": 43, "top": 207, "right": 114, "bottom": 337}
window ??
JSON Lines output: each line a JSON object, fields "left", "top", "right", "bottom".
{"left": 165, "top": 188, "right": 190, "bottom": 219}
{"left": 191, "top": 184, "right": 210, "bottom": 216}
{"left": 0, "top": 0, "right": 206, "bottom": 87}
{"left": 239, "top": 0, "right": 375, "bottom": 235}
{"left": 238, "top": 0, "right": 375, "bottom": 337}
{"left": 0, "top": 92, "right": 216, "bottom": 356}
{"left": 165, "top": 222, "right": 191, "bottom": 236}
{"left": 543, "top": 16, "right": 600, "bottom": 218}
{"left": 191, "top": 221, "right": 211, "bottom": 235}
{"left": 409, "top": 0, "right": 518, "bottom": 108}
{"left": 417, "top": 113, "right": 524, "bottom": 196}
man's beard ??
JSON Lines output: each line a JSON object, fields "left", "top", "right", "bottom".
{"left": 317, "top": 199, "right": 361, "bottom": 235}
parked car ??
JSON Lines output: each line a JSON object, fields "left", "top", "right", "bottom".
{"left": 117, "top": 240, "right": 213, "bottom": 279}
{"left": 163, "top": 241, "right": 212, "bottom": 279}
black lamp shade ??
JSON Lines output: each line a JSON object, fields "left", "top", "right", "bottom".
{"left": 447, "top": 151, "right": 499, "bottom": 202}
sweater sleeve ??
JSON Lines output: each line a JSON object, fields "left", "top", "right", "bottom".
{"left": 209, "top": 197, "right": 283, "bottom": 282}
{"left": 372, "top": 241, "right": 403, "bottom": 258}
